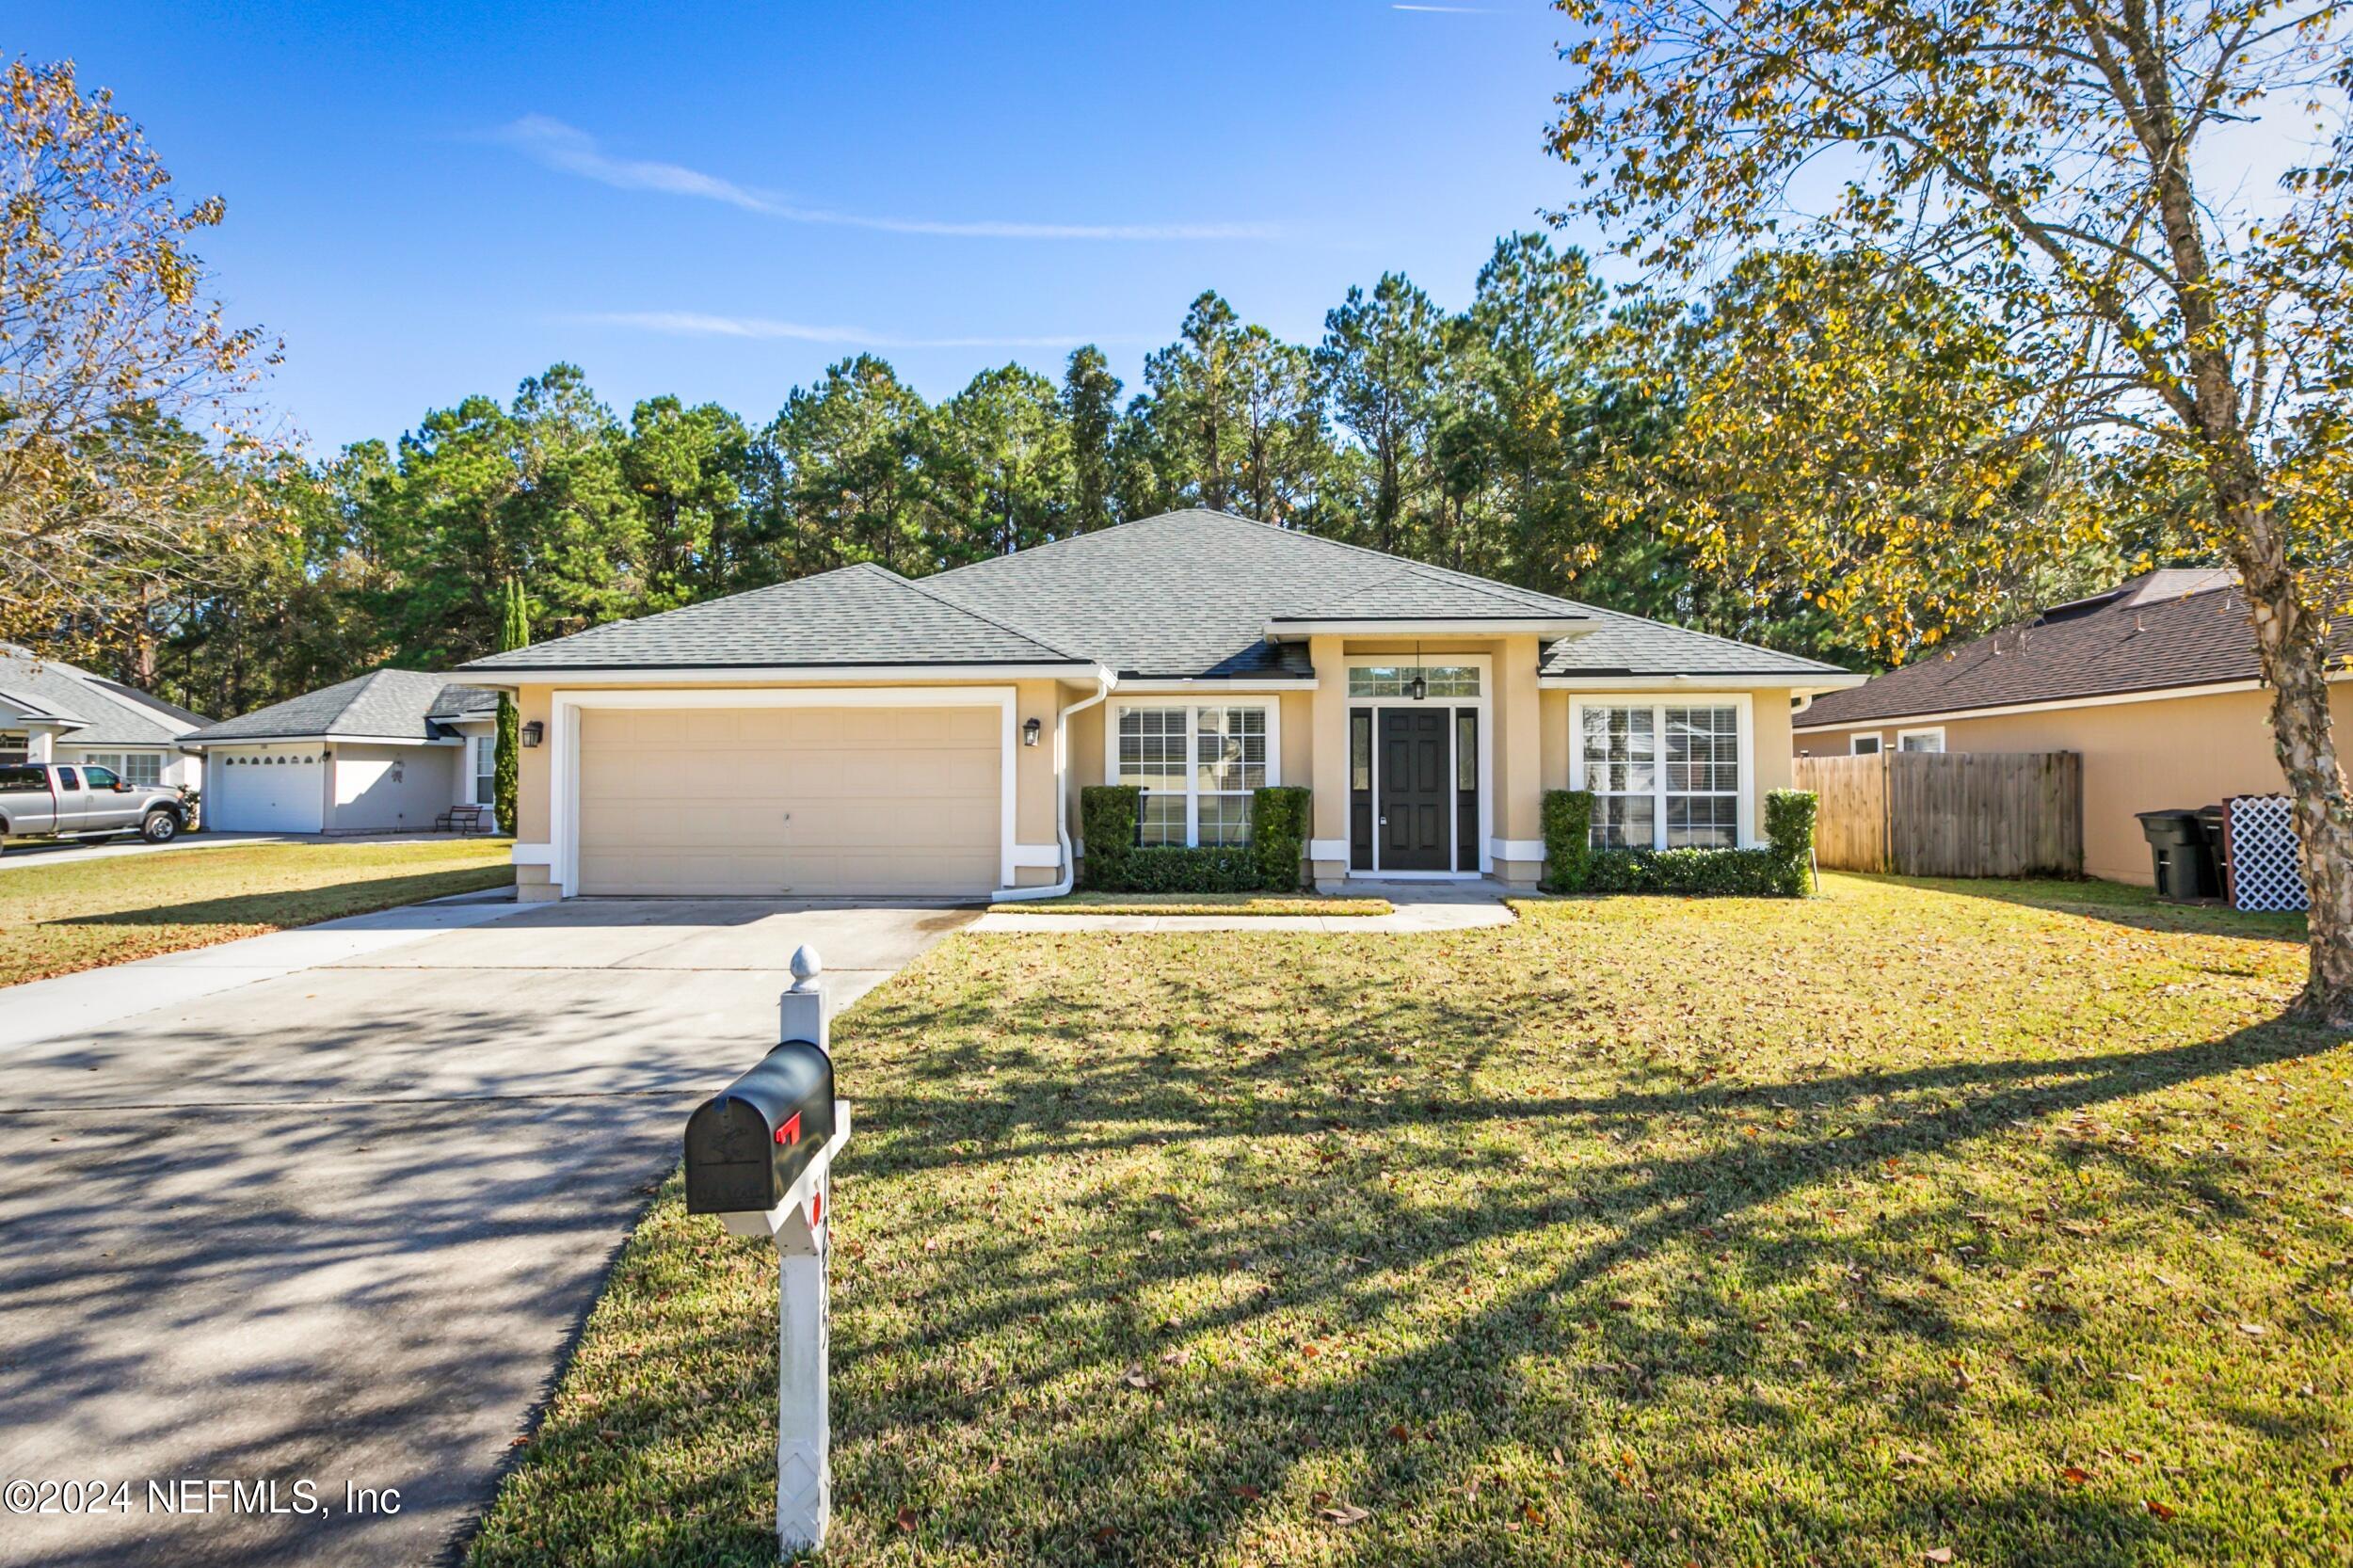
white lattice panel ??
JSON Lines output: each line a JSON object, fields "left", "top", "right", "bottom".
{"left": 2225, "top": 794, "right": 2307, "bottom": 912}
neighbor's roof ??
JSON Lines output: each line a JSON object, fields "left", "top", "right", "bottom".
{"left": 185, "top": 670, "right": 497, "bottom": 744}
{"left": 459, "top": 509, "right": 1842, "bottom": 682}
{"left": 1794, "top": 568, "right": 2285, "bottom": 728}
{"left": 0, "top": 648, "right": 211, "bottom": 746}
{"left": 458, "top": 561, "right": 1091, "bottom": 674}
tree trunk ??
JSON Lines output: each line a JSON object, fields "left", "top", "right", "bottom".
{"left": 2226, "top": 492, "right": 2353, "bottom": 1022}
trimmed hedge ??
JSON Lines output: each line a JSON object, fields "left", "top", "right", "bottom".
{"left": 1540, "top": 789, "right": 1594, "bottom": 894}
{"left": 1540, "top": 785, "right": 1818, "bottom": 898}
{"left": 1252, "top": 785, "right": 1312, "bottom": 892}
{"left": 1079, "top": 783, "right": 1312, "bottom": 893}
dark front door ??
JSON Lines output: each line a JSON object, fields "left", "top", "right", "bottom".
{"left": 1377, "top": 708, "right": 1450, "bottom": 870}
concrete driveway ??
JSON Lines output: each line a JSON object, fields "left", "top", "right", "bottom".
{"left": 0, "top": 897, "right": 975, "bottom": 1568}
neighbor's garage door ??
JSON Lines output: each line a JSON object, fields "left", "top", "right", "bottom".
{"left": 575, "top": 706, "right": 1001, "bottom": 896}
{"left": 207, "top": 744, "right": 326, "bottom": 833}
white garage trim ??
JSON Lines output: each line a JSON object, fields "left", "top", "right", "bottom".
{"left": 548, "top": 686, "right": 1017, "bottom": 898}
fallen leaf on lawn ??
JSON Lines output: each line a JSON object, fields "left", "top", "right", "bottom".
{"left": 1301, "top": 1344, "right": 1321, "bottom": 1358}
{"left": 2331, "top": 1463, "right": 2352, "bottom": 1488}
{"left": 1094, "top": 1526, "right": 1118, "bottom": 1542}
{"left": 2059, "top": 1466, "right": 2091, "bottom": 1486}
{"left": 1319, "top": 1503, "right": 1372, "bottom": 1527}
{"left": 1389, "top": 1423, "right": 1412, "bottom": 1442}
{"left": 1894, "top": 1449, "right": 1930, "bottom": 1467}
{"left": 2144, "top": 1499, "right": 2177, "bottom": 1521}
{"left": 1120, "top": 1365, "right": 1160, "bottom": 1391}
{"left": 1231, "top": 1484, "right": 1262, "bottom": 1500}
{"left": 896, "top": 1506, "right": 920, "bottom": 1533}
{"left": 1924, "top": 1550, "right": 1954, "bottom": 1564}
{"left": 2237, "top": 1322, "right": 2267, "bottom": 1336}
{"left": 1160, "top": 1350, "right": 1185, "bottom": 1365}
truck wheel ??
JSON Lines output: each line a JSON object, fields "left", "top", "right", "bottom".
{"left": 142, "top": 808, "right": 181, "bottom": 844}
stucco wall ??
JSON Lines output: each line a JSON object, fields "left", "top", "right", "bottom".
{"left": 1794, "top": 685, "right": 2353, "bottom": 885}
{"left": 330, "top": 744, "right": 461, "bottom": 832}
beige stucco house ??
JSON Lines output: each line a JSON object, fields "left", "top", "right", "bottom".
{"left": 457, "top": 509, "right": 1860, "bottom": 902}
{"left": 0, "top": 646, "right": 209, "bottom": 790}
{"left": 184, "top": 671, "right": 503, "bottom": 834}
{"left": 1792, "top": 568, "right": 2344, "bottom": 886}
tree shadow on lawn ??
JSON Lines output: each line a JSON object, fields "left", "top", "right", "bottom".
{"left": 817, "top": 974, "right": 2348, "bottom": 1565}
{"left": 43, "top": 866, "right": 514, "bottom": 929}
{"left": 1830, "top": 871, "right": 2309, "bottom": 944}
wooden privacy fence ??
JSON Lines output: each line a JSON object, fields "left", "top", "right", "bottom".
{"left": 1793, "top": 751, "right": 2083, "bottom": 877}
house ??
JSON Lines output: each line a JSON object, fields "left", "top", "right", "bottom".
{"left": 456, "top": 509, "right": 1860, "bottom": 901}
{"left": 183, "top": 671, "right": 503, "bottom": 834}
{"left": 0, "top": 646, "right": 210, "bottom": 789}
{"left": 1790, "top": 568, "right": 2345, "bottom": 885}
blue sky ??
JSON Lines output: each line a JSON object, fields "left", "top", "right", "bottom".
{"left": 13, "top": 2, "right": 1595, "bottom": 453}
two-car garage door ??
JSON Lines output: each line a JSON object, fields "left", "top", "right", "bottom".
{"left": 574, "top": 706, "right": 1001, "bottom": 896}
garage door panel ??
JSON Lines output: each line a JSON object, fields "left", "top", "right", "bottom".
{"left": 575, "top": 705, "right": 1001, "bottom": 896}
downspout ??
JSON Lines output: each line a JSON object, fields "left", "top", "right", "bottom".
{"left": 989, "top": 664, "right": 1116, "bottom": 902}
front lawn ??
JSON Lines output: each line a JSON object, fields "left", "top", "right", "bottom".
{"left": 0, "top": 838, "right": 514, "bottom": 984}
{"left": 987, "top": 892, "right": 1394, "bottom": 917}
{"left": 469, "top": 874, "right": 2351, "bottom": 1566}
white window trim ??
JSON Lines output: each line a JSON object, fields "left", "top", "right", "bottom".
{"left": 1566, "top": 693, "right": 1757, "bottom": 850}
{"left": 546, "top": 687, "right": 1019, "bottom": 898}
{"left": 467, "top": 733, "right": 498, "bottom": 807}
{"left": 1343, "top": 653, "right": 1494, "bottom": 878}
{"left": 1896, "top": 727, "right": 1945, "bottom": 753}
{"left": 1101, "top": 698, "right": 1283, "bottom": 847}
{"left": 1849, "top": 733, "right": 1883, "bottom": 757}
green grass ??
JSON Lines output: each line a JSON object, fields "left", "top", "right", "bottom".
{"left": 987, "top": 891, "right": 1394, "bottom": 917}
{"left": 468, "top": 873, "right": 2353, "bottom": 1567}
{"left": 0, "top": 838, "right": 514, "bottom": 984}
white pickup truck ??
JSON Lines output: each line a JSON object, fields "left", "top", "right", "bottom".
{"left": 0, "top": 762, "right": 189, "bottom": 850}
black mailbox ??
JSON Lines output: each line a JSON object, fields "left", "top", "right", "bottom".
{"left": 683, "top": 1041, "right": 837, "bottom": 1214}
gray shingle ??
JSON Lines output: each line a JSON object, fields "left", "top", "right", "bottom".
{"left": 0, "top": 648, "right": 207, "bottom": 745}
{"left": 1794, "top": 569, "right": 2291, "bottom": 728}
{"left": 458, "top": 562, "right": 1087, "bottom": 673}
{"left": 452, "top": 509, "right": 1845, "bottom": 681}
{"left": 186, "top": 671, "right": 485, "bottom": 743}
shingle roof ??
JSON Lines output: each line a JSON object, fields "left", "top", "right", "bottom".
{"left": 456, "top": 509, "right": 1846, "bottom": 682}
{"left": 426, "top": 684, "right": 501, "bottom": 721}
{"left": 927, "top": 509, "right": 1842, "bottom": 680}
{"left": 0, "top": 648, "right": 210, "bottom": 745}
{"left": 186, "top": 670, "right": 488, "bottom": 744}
{"left": 457, "top": 562, "right": 1089, "bottom": 674}
{"left": 1794, "top": 568, "right": 2284, "bottom": 728}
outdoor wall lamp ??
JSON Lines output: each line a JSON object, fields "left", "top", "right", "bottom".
{"left": 1022, "top": 717, "right": 1042, "bottom": 747}
{"left": 521, "top": 720, "right": 544, "bottom": 747}
{"left": 1408, "top": 640, "right": 1427, "bottom": 701}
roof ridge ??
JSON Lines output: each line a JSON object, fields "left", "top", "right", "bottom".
{"left": 1551, "top": 596, "right": 1851, "bottom": 673}
{"left": 1172, "top": 509, "right": 1591, "bottom": 616}
{"left": 885, "top": 567, "right": 1096, "bottom": 664}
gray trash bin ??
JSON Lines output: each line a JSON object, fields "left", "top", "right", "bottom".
{"left": 2137, "top": 809, "right": 2218, "bottom": 901}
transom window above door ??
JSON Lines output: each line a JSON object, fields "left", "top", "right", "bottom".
{"left": 1576, "top": 700, "right": 1747, "bottom": 850}
{"left": 1113, "top": 704, "right": 1271, "bottom": 846}
{"left": 1347, "top": 665, "right": 1481, "bottom": 698}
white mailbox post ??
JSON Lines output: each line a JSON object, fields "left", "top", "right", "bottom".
{"left": 681, "top": 943, "right": 852, "bottom": 1555}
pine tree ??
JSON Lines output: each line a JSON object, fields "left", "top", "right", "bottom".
{"left": 494, "top": 576, "right": 527, "bottom": 835}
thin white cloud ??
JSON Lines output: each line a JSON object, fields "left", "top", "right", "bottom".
{"left": 582, "top": 311, "right": 1135, "bottom": 351}
{"left": 495, "top": 117, "right": 1279, "bottom": 241}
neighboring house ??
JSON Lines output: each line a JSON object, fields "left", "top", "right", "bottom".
{"left": 455, "top": 508, "right": 1861, "bottom": 901}
{"left": 1790, "top": 568, "right": 2341, "bottom": 885}
{"left": 0, "top": 646, "right": 210, "bottom": 790}
{"left": 183, "top": 672, "right": 502, "bottom": 834}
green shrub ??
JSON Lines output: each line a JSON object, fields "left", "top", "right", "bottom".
{"left": 1764, "top": 788, "right": 1819, "bottom": 898}
{"left": 1079, "top": 786, "right": 1141, "bottom": 890}
{"left": 1080, "top": 784, "right": 1313, "bottom": 892}
{"left": 1106, "top": 846, "right": 1266, "bottom": 893}
{"left": 1541, "top": 790, "right": 1595, "bottom": 892}
{"left": 1584, "top": 846, "right": 1791, "bottom": 895}
{"left": 1545, "top": 786, "right": 1819, "bottom": 898}
{"left": 1252, "top": 785, "right": 1312, "bottom": 891}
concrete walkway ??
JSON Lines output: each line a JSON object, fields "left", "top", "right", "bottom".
{"left": 970, "top": 878, "right": 1521, "bottom": 934}
{"left": 0, "top": 829, "right": 502, "bottom": 871}
{"left": 0, "top": 895, "right": 974, "bottom": 1568}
